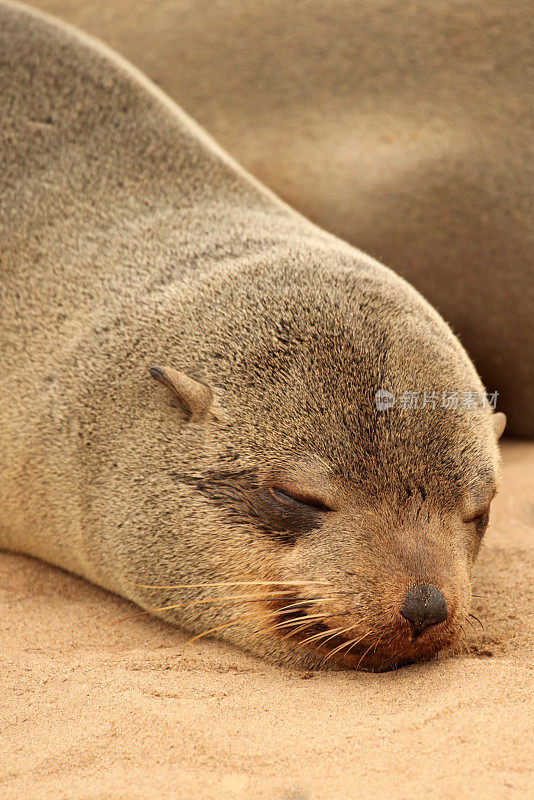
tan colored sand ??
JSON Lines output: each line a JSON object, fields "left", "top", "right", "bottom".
{"left": 1, "top": 441, "right": 532, "bottom": 800}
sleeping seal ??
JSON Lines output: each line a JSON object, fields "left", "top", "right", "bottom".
{"left": 0, "top": 1, "right": 505, "bottom": 669}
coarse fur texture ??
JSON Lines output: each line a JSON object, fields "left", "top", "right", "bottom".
{"left": 0, "top": 1, "right": 504, "bottom": 669}
{"left": 26, "top": 0, "right": 534, "bottom": 437}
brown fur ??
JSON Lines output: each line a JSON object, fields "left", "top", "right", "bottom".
{"left": 0, "top": 1, "right": 504, "bottom": 669}
{"left": 26, "top": 0, "right": 534, "bottom": 436}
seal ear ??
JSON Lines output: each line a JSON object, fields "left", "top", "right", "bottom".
{"left": 150, "top": 365, "right": 214, "bottom": 421}
{"left": 492, "top": 411, "right": 507, "bottom": 440}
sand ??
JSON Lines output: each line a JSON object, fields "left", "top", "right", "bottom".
{"left": 1, "top": 440, "right": 532, "bottom": 800}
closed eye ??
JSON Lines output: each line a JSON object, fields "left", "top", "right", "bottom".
{"left": 270, "top": 486, "right": 333, "bottom": 513}
{"left": 463, "top": 507, "right": 490, "bottom": 535}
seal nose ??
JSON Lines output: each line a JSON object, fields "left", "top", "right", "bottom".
{"left": 401, "top": 584, "right": 447, "bottom": 636}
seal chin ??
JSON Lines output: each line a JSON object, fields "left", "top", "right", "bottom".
{"left": 348, "top": 629, "right": 456, "bottom": 672}
{"left": 304, "top": 614, "right": 461, "bottom": 672}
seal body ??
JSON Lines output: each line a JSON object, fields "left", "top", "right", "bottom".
{"left": 0, "top": 1, "right": 504, "bottom": 669}
{"left": 28, "top": 0, "right": 534, "bottom": 436}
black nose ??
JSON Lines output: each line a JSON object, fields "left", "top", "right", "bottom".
{"left": 401, "top": 584, "right": 448, "bottom": 636}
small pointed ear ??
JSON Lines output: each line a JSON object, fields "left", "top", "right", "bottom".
{"left": 492, "top": 411, "right": 507, "bottom": 440}
{"left": 150, "top": 365, "right": 214, "bottom": 421}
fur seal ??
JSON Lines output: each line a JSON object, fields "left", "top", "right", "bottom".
{"left": 0, "top": 1, "right": 506, "bottom": 670}
{"left": 28, "top": 0, "right": 534, "bottom": 436}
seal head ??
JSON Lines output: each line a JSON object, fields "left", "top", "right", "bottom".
{"left": 123, "top": 257, "right": 505, "bottom": 671}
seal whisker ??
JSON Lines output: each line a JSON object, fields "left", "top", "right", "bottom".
{"left": 187, "top": 606, "right": 307, "bottom": 643}
{"left": 340, "top": 629, "right": 377, "bottom": 659}
{"left": 321, "top": 627, "right": 376, "bottom": 665}
{"left": 187, "top": 598, "right": 334, "bottom": 643}
{"left": 262, "top": 599, "right": 328, "bottom": 617}
{"left": 299, "top": 612, "right": 368, "bottom": 647}
{"left": 372, "top": 633, "right": 385, "bottom": 654}
{"left": 272, "top": 611, "right": 345, "bottom": 636}
{"left": 296, "top": 625, "right": 354, "bottom": 648}
{"left": 271, "top": 611, "right": 338, "bottom": 633}
{"left": 296, "top": 615, "right": 375, "bottom": 651}
{"left": 247, "top": 608, "right": 337, "bottom": 642}
{"left": 457, "top": 624, "right": 471, "bottom": 656}
{"left": 342, "top": 637, "right": 367, "bottom": 659}
{"left": 109, "top": 592, "right": 315, "bottom": 625}
{"left": 126, "top": 580, "right": 331, "bottom": 590}
{"left": 468, "top": 612, "right": 485, "bottom": 631}
{"left": 286, "top": 615, "right": 359, "bottom": 646}
{"left": 465, "top": 616, "right": 477, "bottom": 633}
{"left": 356, "top": 639, "right": 381, "bottom": 670}
{"left": 272, "top": 608, "right": 344, "bottom": 629}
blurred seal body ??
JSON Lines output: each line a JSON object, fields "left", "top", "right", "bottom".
{"left": 0, "top": 1, "right": 505, "bottom": 669}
